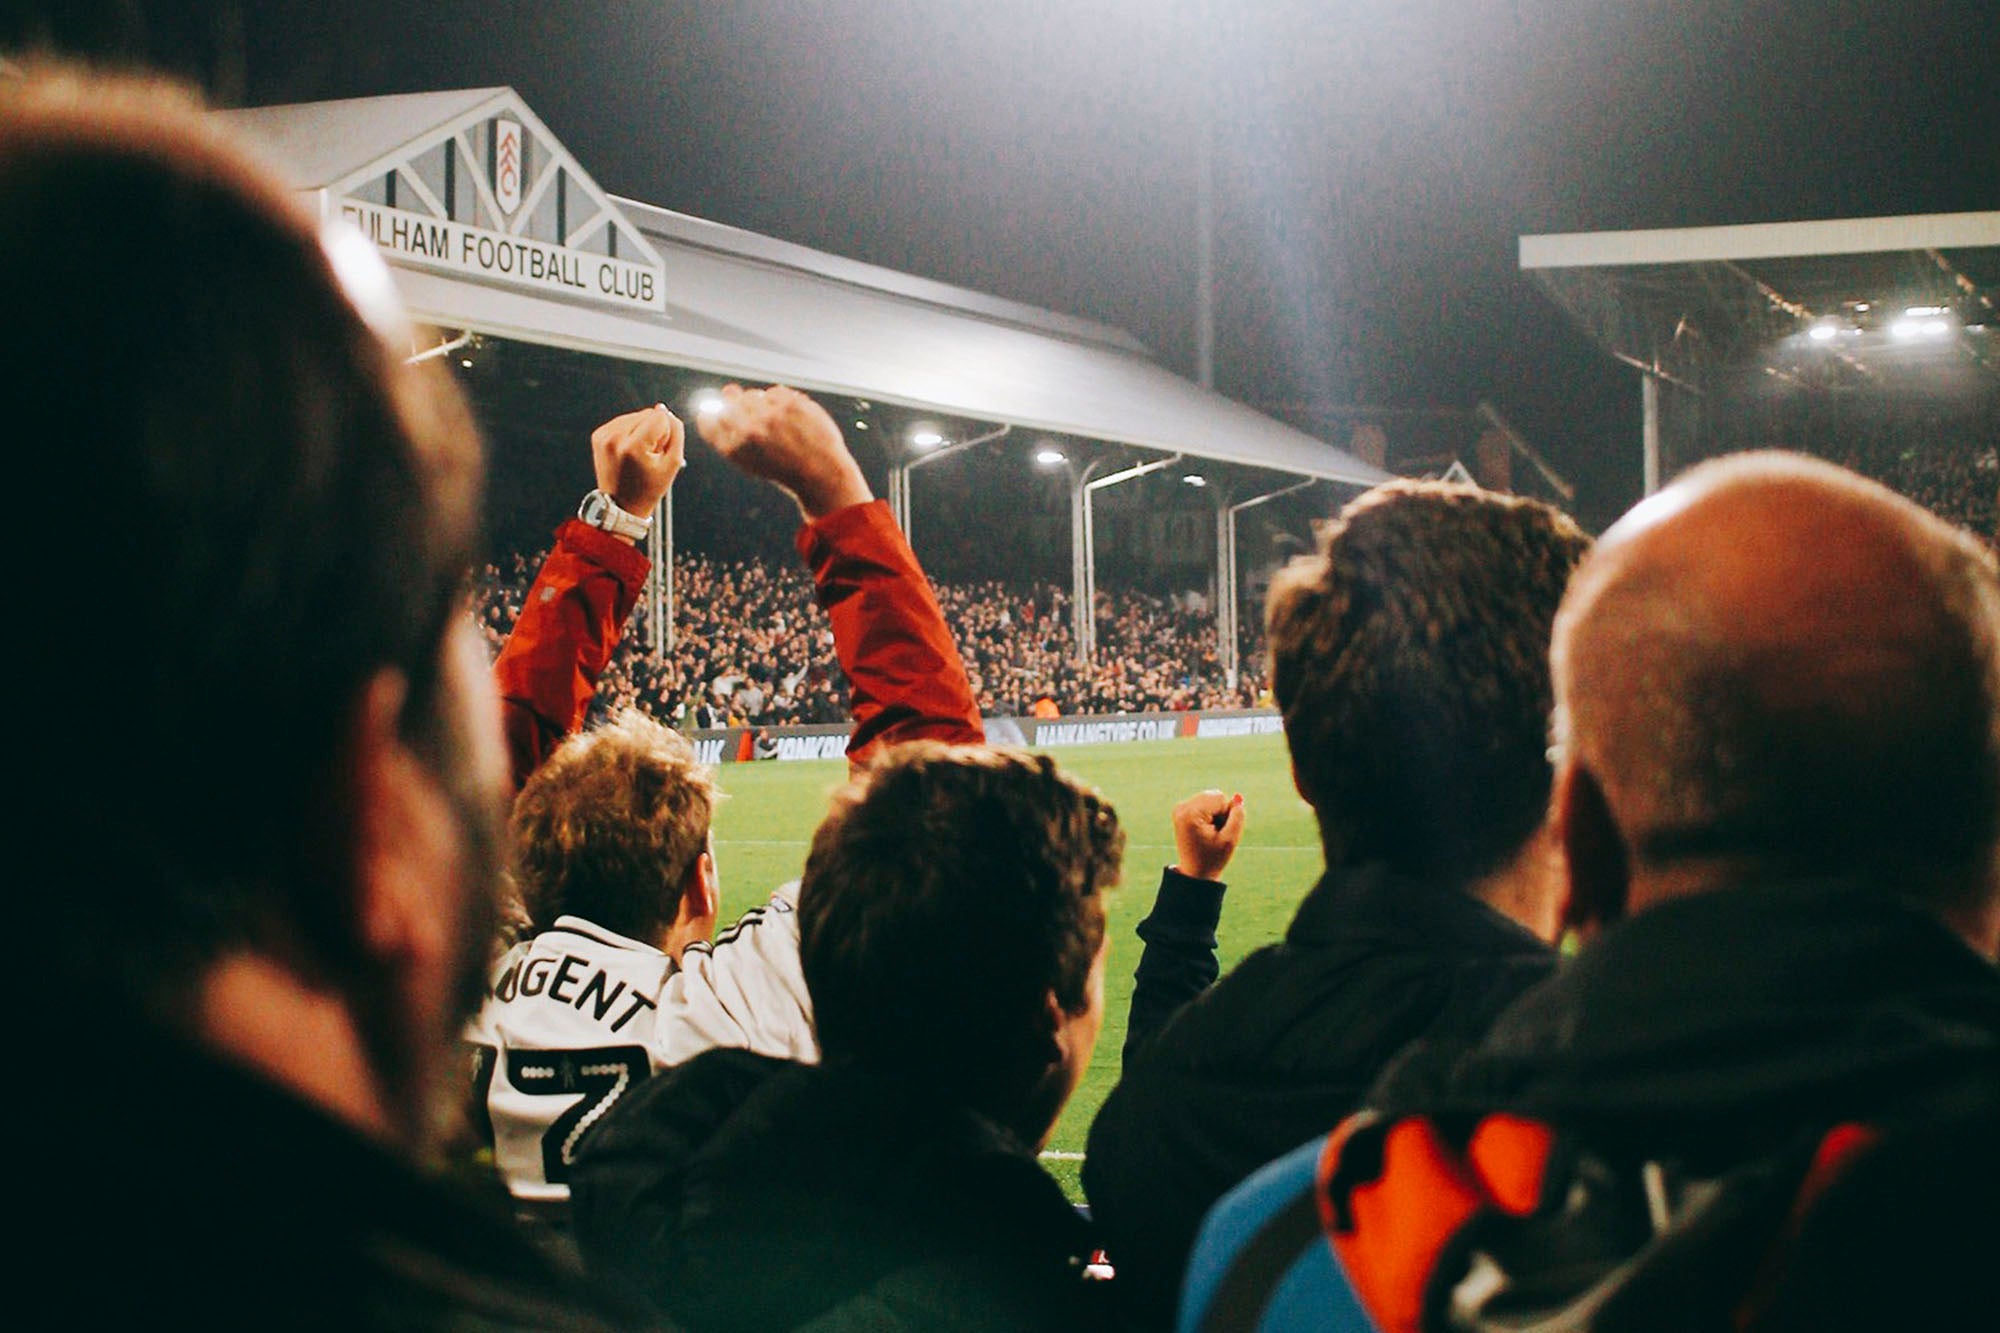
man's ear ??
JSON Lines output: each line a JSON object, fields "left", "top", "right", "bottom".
{"left": 685, "top": 850, "right": 719, "bottom": 924}
{"left": 660, "top": 851, "right": 720, "bottom": 957}
{"left": 1554, "top": 760, "right": 1628, "bottom": 940}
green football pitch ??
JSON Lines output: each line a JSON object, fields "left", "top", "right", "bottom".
{"left": 707, "top": 730, "right": 1320, "bottom": 1198}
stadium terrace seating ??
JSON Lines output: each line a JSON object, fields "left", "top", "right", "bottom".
{"left": 474, "top": 550, "right": 1270, "bottom": 726}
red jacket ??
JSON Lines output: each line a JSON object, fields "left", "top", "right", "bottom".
{"left": 493, "top": 500, "right": 980, "bottom": 790}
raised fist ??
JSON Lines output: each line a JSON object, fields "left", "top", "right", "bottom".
{"left": 695, "top": 383, "right": 871, "bottom": 520}
{"left": 591, "top": 404, "right": 686, "bottom": 526}
{"left": 1171, "top": 789, "right": 1246, "bottom": 882}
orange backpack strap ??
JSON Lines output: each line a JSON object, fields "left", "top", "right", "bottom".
{"left": 1734, "top": 1122, "right": 1879, "bottom": 1330}
{"left": 1318, "top": 1111, "right": 1556, "bottom": 1333}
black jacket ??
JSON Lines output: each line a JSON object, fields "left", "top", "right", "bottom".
{"left": 571, "top": 1048, "right": 1106, "bottom": 1331}
{"left": 1346, "top": 879, "right": 2000, "bottom": 1330}
{"left": 1083, "top": 861, "right": 1554, "bottom": 1327}
{"left": 1371, "top": 879, "right": 2000, "bottom": 1149}
{"left": 39, "top": 1021, "right": 638, "bottom": 1331}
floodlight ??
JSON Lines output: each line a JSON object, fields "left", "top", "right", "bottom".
{"left": 693, "top": 391, "right": 726, "bottom": 417}
{"left": 1036, "top": 448, "right": 1067, "bottom": 466}
{"left": 460, "top": 357, "right": 475, "bottom": 368}
{"left": 1903, "top": 305, "right": 1947, "bottom": 318}
{"left": 1807, "top": 322, "right": 1838, "bottom": 343}
{"left": 911, "top": 429, "right": 945, "bottom": 448}
{"left": 1182, "top": 474, "right": 1208, "bottom": 487}
{"left": 1890, "top": 316, "right": 1953, "bottom": 341}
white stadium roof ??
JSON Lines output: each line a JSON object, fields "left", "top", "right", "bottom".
{"left": 224, "top": 88, "right": 1387, "bottom": 486}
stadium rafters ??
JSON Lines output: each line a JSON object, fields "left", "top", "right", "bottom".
{"left": 1522, "top": 212, "right": 2000, "bottom": 493}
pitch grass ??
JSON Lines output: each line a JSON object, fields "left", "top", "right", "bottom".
{"left": 707, "top": 731, "right": 1319, "bottom": 1200}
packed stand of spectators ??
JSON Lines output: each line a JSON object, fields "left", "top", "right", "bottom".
{"left": 475, "top": 552, "right": 1268, "bottom": 725}
{"left": 1819, "top": 424, "right": 1997, "bottom": 543}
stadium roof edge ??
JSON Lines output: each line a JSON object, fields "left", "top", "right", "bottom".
{"left": 1521, "top": 211, "right": 2000, "bottom": 270}
{"left": 613, "top": 196, "right": 1154, "bottom": 357}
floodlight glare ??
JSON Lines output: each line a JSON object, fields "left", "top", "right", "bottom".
{"left": 1035, "top": 448, "right": 1067, "bottom": 466}
{"left": 1892, "top": 316, "right": 1954, "bottom": 341}
{"left": 460, "top": 357, "right": 475, "bottom": 368}
{"left": 1807, "top": 322, "right": 1838, "bottom": 343}
{"left": 693, "top": 391, "right": 726, "bottom": 417}
{"left": 911, "top": 429, "right": 945, "bottom": 448}
{"left": 1903, "top": 305, "right": 1947, "bottom": 318}
{"left": 1182, "top": 474, "right": 1208, "bottom": 487}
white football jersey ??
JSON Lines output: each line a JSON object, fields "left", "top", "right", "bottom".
{"left": 464, "top": 887, "right": 817, "bottom": 1202}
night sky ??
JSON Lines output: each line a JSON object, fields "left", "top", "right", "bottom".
{"left": 8, "top": 0, "right": 1997, "bottom": 528}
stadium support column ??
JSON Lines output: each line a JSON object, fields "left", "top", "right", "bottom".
{"left": 1079, "top": 454, "right": 1186, "bottom": 662}
{"left": 1216, "top": 498, "right": 1237, "bottom": 686}
{"left": 1641, "top": 372, "right": 1661, "bottom": 496}
{"left": 1220, "top": 478, "right": 1322, "bottom": 686}
{"left": 647, "top": 494, "right": 674, "bottom": 657}
{"left": 891, "top": 424, "right": 1011, "bottom": 543}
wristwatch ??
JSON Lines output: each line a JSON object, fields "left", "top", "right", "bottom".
{"left": 577, "top": 488, "right": 653, "bottom": 541}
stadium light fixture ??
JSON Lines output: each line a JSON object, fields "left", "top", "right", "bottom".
{"left": 1807, "top": 322, "right": 1838, "bottom": 343}
{"left": 1036, "top": 448, "right": 1067, "bottom": 466}
{"left": 460, "top": 357, "right": 475, "bottom": 367}
{"left": 1903, "top": 305, "right": 1947, "bottom": 318}
{"left": 911, "top": 428, "right": 945, "bottom": 448}
{"left": 1182, "top": 473, "right": 1208, "bottom": 487}
{"left": 1891, "top": 315, "right": 1954, "bottom": 341}
{"left": 692, "top": 390, "right": 726, "bottom": 417}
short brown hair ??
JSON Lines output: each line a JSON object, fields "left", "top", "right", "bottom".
{"left": 510, "top": 711, "right": 720, "bottom": 940}
{"left": 799, "top": 745, "right": 1123, "bottom": 1106}
{"left": 7, "top": 68, "right": 483, "bottom": 1013}
{"left": 1268, "top": 481, "right": 1591, "bottom": 881}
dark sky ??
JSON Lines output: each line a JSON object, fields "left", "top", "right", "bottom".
{"left": 9, "top": 0, "right": 1997, "bottom": 526}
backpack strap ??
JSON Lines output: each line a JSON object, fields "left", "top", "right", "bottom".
{"left": 1734, "top": 1123, "right": 1878, "bottom": 1330}
{"left": 1319, "top": 1111, "right": 1556, "bottom": 1333}
{"left": 1195, "top": 1190, "right": 1325, "bottom": 1333}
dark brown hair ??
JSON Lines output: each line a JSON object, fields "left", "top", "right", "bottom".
{"left": 1268, "top": 481, "right": 1590, "bottom": 881}
{"left": 798, "top": 745, "right": 1123, "bottom": 1108}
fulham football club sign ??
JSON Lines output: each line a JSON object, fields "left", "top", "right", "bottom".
{"left": 327, "top": 91, "right": 666, "bottom": 313}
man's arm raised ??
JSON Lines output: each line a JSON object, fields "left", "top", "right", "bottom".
{"left": 494, "top": 404, "right": 685, "bottom": 789}
{"left": 696, "top": 384, "right": 982, "bottom": 763}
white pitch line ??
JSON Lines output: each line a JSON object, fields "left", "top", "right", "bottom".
{"left": 1039, "top": 1150, "right": 1087, "bottom": 1161}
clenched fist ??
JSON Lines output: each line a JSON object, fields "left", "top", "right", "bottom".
{"left": 592, "top": 404, "right": 685, "bottom": 538}
{"left": 694, "top": 383, "right": 871, "bottom": 521}
{"left": 1171, "top": 790, "right": 1246, "bottom": 882}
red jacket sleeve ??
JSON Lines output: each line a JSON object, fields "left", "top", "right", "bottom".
{"left": 794, "top": 500, "right": 983, "bottom": 766}
{"left": 494, "top": 519, "right": 651, "bottom": 789}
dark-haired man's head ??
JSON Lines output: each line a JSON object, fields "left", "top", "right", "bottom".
{"left": 798, "top": 745, "right": 1125, "bottom": 1148}
{"left": 1267, "top": 481, "right": 1591, "bottom": 930}
{"left": 7, "top": 68, "right": 507, "bottom": 1149}
{"left": 511, "top": 710, "right": 721, "bottom": 956}
{"left": 1552, "top": 452, "right": 2000, "bottom": 954}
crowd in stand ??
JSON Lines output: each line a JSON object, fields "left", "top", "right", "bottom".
{"left": 32, "top": 67, "right": 1998, "bottom": 1333}
{"left": 1821, "top": 425, "right": 1997, "bottom": 542}
{"left": 475, "top": 551, "right": 1267, "bottom": 726}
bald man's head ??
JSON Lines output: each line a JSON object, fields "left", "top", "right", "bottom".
{"left": 1552, "top": 452, "right": 2000, "bottom": 934}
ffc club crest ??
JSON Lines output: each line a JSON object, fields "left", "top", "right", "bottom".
{"left": 494, "top": 117, "right": 523, "bottom": 216}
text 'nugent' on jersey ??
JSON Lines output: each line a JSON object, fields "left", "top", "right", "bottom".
{"left": 490, "top": 950, "right": 658, "bottom": 1032}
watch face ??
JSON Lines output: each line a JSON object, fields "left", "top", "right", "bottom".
{"left": 580, "top": 491, "right": 610, "bottom": 526}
